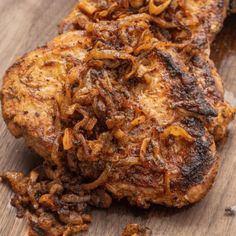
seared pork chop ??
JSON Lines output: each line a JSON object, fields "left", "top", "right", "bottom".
{"left": 1, "top": 1, "right": 235, "bottom": 235}
{"left": 2, "top": 14, "right": 234, "bottom": 206}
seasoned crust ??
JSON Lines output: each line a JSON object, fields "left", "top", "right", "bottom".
{"left": 2, "top": 31, "right": 92, "bottom": 159}
{"left": 2, "top": 24, "right": 234, "bottom": 207}
{"left": 59, "top": 0, "right": 229, "bottom": 45}
{"left": 1, "top": 2, "right": 236, "bottom": 236}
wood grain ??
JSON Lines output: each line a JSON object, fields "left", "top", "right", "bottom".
{"left": 0, "top": 1, "right": 236, "bottom": 236}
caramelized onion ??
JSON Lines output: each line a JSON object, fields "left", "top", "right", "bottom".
{"left": 161, "top": 125, "right": 194, "bottom": 142}
{"left": 78, "top": 0, "right": 97, "bottom": 15}
{"left": 81, "top": 167, "right": 110, "bottom": 191}
{"left": 86, "top": 49, "right": 138, "bottom": 80}
{"left": 140, "top": 138, "right": 151, "bottom": 161}
{"left": 149, "top": 0, "right": 172, "bottom": 15}
{"left": 114, "top": 129, "right": 127, "bottom": 141}
{"left": 129, "top": 0, "right": 145, "bottom": 8}
{"left": 63, "top": 128, "right": 74, "bottom": 151}
{"left": 39, "top": 194, "right": 57, "bottom": 211}
{"left": 130, "top": 116, "right": 146, "bottom": 129}
{"left": 150, "top": 16, "right": 176, "bottom": 28}
{"left": 84, "top": 117, "right": 97, "bottom": 131}
{"left": 62, "top": 224, "right": 88, "bottom": 236}
{"left": 94, "top": 2, "right": 119, "bottom": 19}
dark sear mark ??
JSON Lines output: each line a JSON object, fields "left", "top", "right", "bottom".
{"left": 155, "top": 49, "right": 217, "bottom": 117}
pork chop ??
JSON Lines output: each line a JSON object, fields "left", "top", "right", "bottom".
{"left": 2, "top": 15, "right": 234, "bottom": 207}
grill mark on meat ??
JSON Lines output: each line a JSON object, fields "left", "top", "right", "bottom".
{"left": 179, "top": 118, "right": 215, "bottom": 191}
{"left": 155, "top": 49, "right": 217, "bottom": 117}
{"left": 180, "top": 138, "right": 215, "bottom": 190}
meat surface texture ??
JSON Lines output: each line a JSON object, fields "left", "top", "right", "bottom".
{"left": 59, "top": 0, "right": 229, "bottom": 47}
{"left": 1, "top": 0, "right": 235, "bottom": 210}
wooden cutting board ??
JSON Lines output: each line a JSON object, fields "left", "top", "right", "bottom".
{"left": 0, "top": 1, "right": 236, "bottom": 235}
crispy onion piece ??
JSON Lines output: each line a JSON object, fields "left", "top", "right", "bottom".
{"left": 78, "top": 0, "right": 97, "bottom": 15}
{"left": 122, "top": 223, "right": 152, "bottom": 236}
{"left": 114, "top": 129, "right": 127, "bottom": 141}
{"left": 84, "top": 117, "right": 98, "bottom": 131}
{"left": 140, "top": 138, "right": 151, "bottom": 161}
{"left": 160, "top": 125, "right": 194, "bottom": 142}
{"left": 150, "top": 16, "right": 176, "bottom": 28}
{"left": 149, "top": 0, "right": 172, "bottom": 15}
{"left": 85, "top": 49, "right": 138, "bottom": 80}
{"left": 94, "top": 2, "right": 119, "bottom": 19}
{"left": 129, "top": 0, "right": 145, "bottom": 8}
{"left": 81, "top": 166, "right": 111, "bottom": 191}
{"left": 61, "top": 224, "right": 88, "bottom": 236}
{"left": 63, "top": 128, "right": 74, "bottom": 151}
{"left": 118, "top": 13, "right": 151, "bottom": 27}
{"left": 130, "top": 115, "right": 146, "bottom": 129}
{"left": 0, "top": 171, "right": 26, "bottom": 194}
{"left": 39, "top": 194, "right": 57, "bottom": 211}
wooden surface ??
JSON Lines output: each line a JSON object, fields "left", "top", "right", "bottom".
{"left": 0, "top": 1, "right": 236, "bottom": 235}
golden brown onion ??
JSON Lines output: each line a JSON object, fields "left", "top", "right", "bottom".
{"left": 81, "top": 167, "right": 110, "bottom": 191}
{"left": 78, "top": 0, "right": 97, "bottom": 15}
{"left": 161, "top": 125, "right": 194, "bottom": 142}
{"left": 149, "top": 0, "right": 172, "bottom": 15}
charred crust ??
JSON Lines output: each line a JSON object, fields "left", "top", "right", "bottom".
{"left": 180, "top": 138, "right": 215, "bottom": 191}
{"left": 191, "top": 31, "right": 208, "bottom": 49}
{"left": 179, "top": 118, "right": 215, "bottom": 191}
{"left": 155, "top": 49, "right": 217, "bottom": 117}
{"left": 181, "top": 117, "right": 205, "bottom": 138}
{"left": 191, "top": 55, "right": 222, "bottom": 100}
